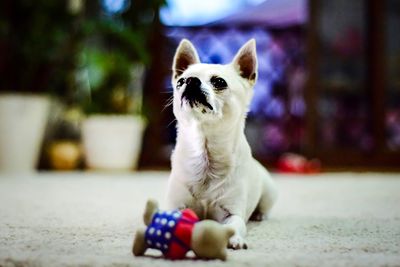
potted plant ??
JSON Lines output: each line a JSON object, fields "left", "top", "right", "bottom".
{"left": 78, "top": 48, "right": 147, "bottom": 171}
{"left": 0, "top": 1, "right": 82, "bottom": 172}
{"left": 76, "top": 0, "right": 165, "bottom": 171}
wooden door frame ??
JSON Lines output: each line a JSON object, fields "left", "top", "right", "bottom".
{"left": 306, "top": 0, "right": 400, "bottom": 170}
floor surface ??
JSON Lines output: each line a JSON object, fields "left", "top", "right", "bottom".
{"left": 0, "top": 172, "right": 399, "bottom": 267}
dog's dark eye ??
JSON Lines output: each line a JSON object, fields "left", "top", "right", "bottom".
{"left": 176, "top": 78, "right": 185, "bottom": 89}
{"left": 210, "top": 76, "right": 227, "bottom": 90}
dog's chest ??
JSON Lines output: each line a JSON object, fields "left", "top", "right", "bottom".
{"left": 188, "top": 172, "right": 224, "bottom": 199}
{"left": 187, "top": 178, "right": 231, "bottom": 221}
{"left": 186, "top": 144, "right": 232, "bottom": 192}
{"left": 175, "top": 124, "right": 237, "bottom": 219}
{"left": 185, "top": 154, "right": 234, "bottom": 220}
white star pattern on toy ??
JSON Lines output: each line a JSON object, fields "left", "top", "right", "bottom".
{"left": 165, "top": 232, "right": 171, "bottom": 239}
{"left": 144, "top": 210, "right": 183, "bottom": 253}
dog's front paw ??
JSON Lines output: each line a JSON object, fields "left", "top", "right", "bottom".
{"left": 228, "top": 235, "right": 248, "bottom": 250}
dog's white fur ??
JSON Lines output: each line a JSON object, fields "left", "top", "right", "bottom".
{"left": 165, "top": 39, "right": 278, "bottom": 249}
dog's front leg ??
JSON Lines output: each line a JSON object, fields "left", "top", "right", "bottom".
{"left": 165, "top": 175, "right": 192, "bottom": 210}
{"left": 223, "top": 215, "right": 247, "bottom": 249}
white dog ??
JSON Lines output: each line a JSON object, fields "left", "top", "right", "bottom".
{"left": 165, "top": 39, "right": 278, "bottom": 249}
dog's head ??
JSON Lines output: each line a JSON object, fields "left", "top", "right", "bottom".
{"left": 171, "top": 39, "right": 258, "bottom": 125}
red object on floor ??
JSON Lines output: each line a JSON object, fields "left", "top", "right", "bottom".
{"left": 277, "top": 153, "right": 321, "bottom": 173}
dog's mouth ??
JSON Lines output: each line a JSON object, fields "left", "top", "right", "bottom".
{"left": 181, "top": 90, "right": 213, "bottom": 112}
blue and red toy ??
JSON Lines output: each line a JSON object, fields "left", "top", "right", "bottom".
{"left": 132, "top": 199, "right": 234, "bottom": 260}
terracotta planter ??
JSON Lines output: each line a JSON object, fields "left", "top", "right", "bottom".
{"left": 82, "top": 115, "right": 145, "bottom": 171}
{"left": 0, "top": 94, "right": 50, "bottom": 173}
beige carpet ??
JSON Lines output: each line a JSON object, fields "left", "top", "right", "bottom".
{"left": 0, "top": 172, "right": 399, "bottom": 267}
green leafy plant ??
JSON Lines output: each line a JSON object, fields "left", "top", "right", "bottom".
{"left": 75, "top": 0, "right": 166, "bottom": 115}
{"left": 0, "top": 0, "right": 166, "bottom": 115}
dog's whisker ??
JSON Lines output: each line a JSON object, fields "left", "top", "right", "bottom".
{"left": 166, "top": 118, "right": 177, "bottom": 128}
{"left": 162, "top": 96, "right": 174, "bottom": 112}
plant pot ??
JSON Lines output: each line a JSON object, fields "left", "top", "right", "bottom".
{"left": 0, "top": 94, "right": 50, "bottom": 173}
{"left": 82, "top": 115, "right": 145, "bottom": 171}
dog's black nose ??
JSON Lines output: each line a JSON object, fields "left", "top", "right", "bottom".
{"left": 181, "top": 76, "right": 212, "bottom": 110}
{"left": 185, "top": 77, "right": 201, "bottom": 88}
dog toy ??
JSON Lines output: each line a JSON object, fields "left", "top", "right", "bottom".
{"left": 132, "top": 199, "right": 234, "bottom": 260}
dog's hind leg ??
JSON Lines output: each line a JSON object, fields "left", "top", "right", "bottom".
{"left": 250, "top": 173, "right": 278, "bottom": 221}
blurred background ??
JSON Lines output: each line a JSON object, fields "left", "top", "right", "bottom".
{"left": 0, "top": 0, "right": 399, "bottom": 173}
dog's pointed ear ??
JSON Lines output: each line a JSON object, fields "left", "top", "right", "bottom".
{"left": 172, "top": 39, "right": 200, "bottom": 79}
{"left": 232, "top": 39, "right": 258, "bottom": 83}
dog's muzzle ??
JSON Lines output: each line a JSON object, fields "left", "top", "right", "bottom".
{"left": 181, "top": 77, "right": 213, "bottom": 111}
